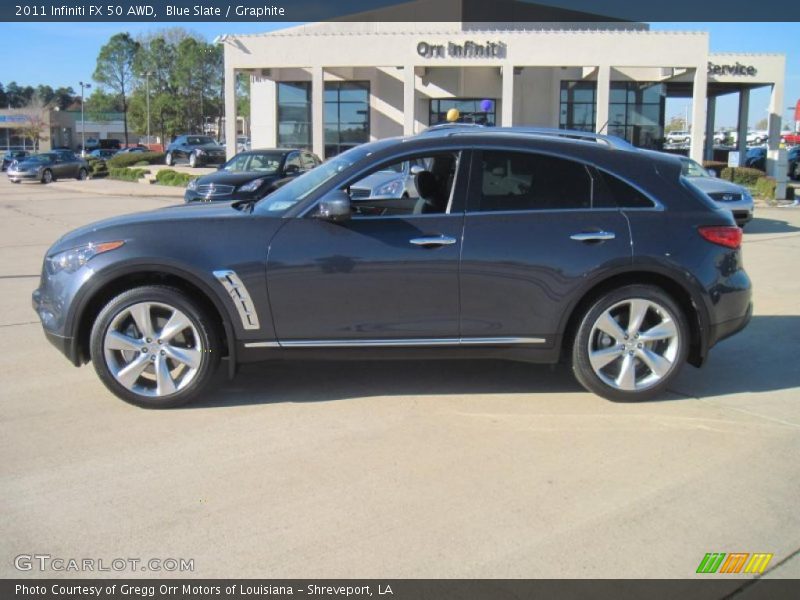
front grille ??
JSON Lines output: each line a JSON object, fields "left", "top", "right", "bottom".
{"left": 707, "top": 192, "right": 742, "bottom": 202}
{"left": 197, "top": 184, "right": 234, "bottom": 197}
{"left": 350, "top": 187, "right": 371, "bottom": 199}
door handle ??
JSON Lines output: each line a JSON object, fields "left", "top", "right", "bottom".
{"left": 570, "top": 231, "right": 616, "bottom": 242}
{"left": 409, "top": 235, "right": 457, "bottom": 247}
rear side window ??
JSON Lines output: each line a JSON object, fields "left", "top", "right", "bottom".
{"left": 596, "top": 170, "right": 655, "bottom": 208}
{"left": 475, "top": 150, "right": 592, "bottom": 212}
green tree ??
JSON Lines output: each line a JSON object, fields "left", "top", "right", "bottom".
{"left": 5, "top": 82, "right": 35, "bottom": 108}
{"left": 93, "top": 33, "right": 140, "bottom": 146}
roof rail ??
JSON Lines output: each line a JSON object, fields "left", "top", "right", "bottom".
{"left": 418, "top": 124, "right": 634, "bottom": 150}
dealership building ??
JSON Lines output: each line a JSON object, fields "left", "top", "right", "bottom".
{"left": 219, "top": 0, "right": 787, "bottom": 176}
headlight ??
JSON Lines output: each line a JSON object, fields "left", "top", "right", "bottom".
{"left": 742, "top": 189, "right": 753, "bottom": 201}
{"left": 46, "top": 241, "right": 124, "bottom": 275}
{"left": 375, "top": 178, "right": 404, "bottom": 197}
{"left": 187, "top": 178, "right": 198, "bottom": 191}
{"left": 195, "top": 149, "right": 206, "bottom": 155}
{"left": 238, "top": 178, "right": 266, "bottom": 193}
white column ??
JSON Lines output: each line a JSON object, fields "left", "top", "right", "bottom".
{"left": 704, "top": 96, "right": 716, "bottom": 161}
{"left": 224, "top": 66, "right": 237, "bottom": 160}
{"left": 690, "top": 65, "right": 707, "bottom": 163}
{"left": 311, "top": 66, "right": 324, "bottom": 158}
{"left": 502, "top": 64, "right": 515, "bottom": 127}
{"left": 736, "top": 88, "right": 749, "bottom": 160}
{"left": 403, "top": 65, "right": 416, "bottom": 136}
{"left": 767, "top": 81, "right": 787, "bottom": 199}
{"left": 595, "top": 65, "right": 610, "bottom": 134}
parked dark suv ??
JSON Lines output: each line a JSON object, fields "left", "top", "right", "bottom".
{"left": 32, "top": 127, "right": 752, "bottom": 408}
{"left": 165, "top": 135, "right": 226, "bottom": 168}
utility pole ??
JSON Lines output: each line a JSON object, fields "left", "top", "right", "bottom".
{"left": 79, "top": 81, "right": 91, "bottom": 155}
{"left": 145, "top": 71, "right": 151, "bottom": 147}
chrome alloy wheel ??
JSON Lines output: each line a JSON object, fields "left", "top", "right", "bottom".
{"left": 587, "top": 298, "right": 680, "bottom": 392}
{"left": 103, "top": 301, "right": 203, "bottom": 398}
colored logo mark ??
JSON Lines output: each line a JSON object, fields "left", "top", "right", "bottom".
{"left": 696, "top": 552, "right": 773, "bottom": 574}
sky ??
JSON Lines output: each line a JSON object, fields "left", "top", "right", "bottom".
{"left": 0, "top": 20, "right": 797, "bottom": 129}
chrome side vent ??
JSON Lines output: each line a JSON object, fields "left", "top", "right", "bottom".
{"left": 213, "top": 269, "right": 260, "bottom": 330}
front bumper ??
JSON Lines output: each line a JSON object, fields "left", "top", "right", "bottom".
{"left": 7, "top": 169, "right": 40, "bottom": 182}
{"left": 184, "top": 189, "right": 261, "bottom": 203}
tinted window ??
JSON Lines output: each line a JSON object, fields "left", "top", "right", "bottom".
{"left": 596, "top": 170, "right": 654, "bottom": 208}
{"left": 475, "top": 151, "right": 592, "bottom": 212}
{"left": 301, "top": 152, "right": 317, "bottom": 170}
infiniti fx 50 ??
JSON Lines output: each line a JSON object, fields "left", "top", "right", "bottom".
{"left": 33, "top": 128, "right": 752, "bottom": 407}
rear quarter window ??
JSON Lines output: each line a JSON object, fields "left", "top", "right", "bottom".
{"left": 596, "top": 170, "right": 656, "bottom": 208}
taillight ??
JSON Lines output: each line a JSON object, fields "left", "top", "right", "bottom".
{"left": 698, "top": 226, "right": 742, "bottom": 249}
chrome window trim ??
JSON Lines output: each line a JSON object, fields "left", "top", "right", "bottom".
{"left": 213, "top": 269, "right": 260, "bottom": 330}
{"left": 244, "top": 337, "right": 545, "bottom": 349}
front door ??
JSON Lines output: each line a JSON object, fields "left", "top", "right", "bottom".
{"left": 266, "top": 150, "right": 467, "bottom": 343}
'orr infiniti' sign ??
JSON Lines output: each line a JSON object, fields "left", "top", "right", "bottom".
{"left": 708, "top": 61, "right": 757, "bottom": 77}
{"left": 417, "top": 40, "right": 507, "bottom": 59}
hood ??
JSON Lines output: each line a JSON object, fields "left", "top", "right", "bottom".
{"left": 15, "top": 158, "right": 49, "bottom": 168}
{"left": 688, "top": 176, "right": 746, "bottom": 195}
{"left": 195, "top": 170, "right": 281, "bottom": 186}
{"left": 51, "top": 202, "right": 247, "bottom": 252}
{"left": 197, "top": 143, "right": 226, "bottom": 152}
{"left": 350, "top": 169, "right": 405, "bottom": 191}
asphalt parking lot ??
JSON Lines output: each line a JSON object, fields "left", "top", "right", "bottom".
{"left": 0, "top": 176, "right": 798, "bottom": 580}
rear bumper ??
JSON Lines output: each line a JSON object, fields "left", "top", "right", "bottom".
{"left": 709, "top": 301, "right": 753, "bottom": 348}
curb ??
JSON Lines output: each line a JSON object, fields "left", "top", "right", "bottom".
{"left": 57, "top": 179, "right": 184, "bottom": 199}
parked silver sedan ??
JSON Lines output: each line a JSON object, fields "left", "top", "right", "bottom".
{"left": 7, "top": 150, "right": 89, "bottom": 184}
{"left": 679, "top": 157, "right": 754, "bottom": 227}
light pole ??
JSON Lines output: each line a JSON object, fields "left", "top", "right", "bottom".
{"left": 145, "top": 71, "right": 151, "bottom": 147}
{"left": 79, "top": 81, "right": 91, "bottom": 155}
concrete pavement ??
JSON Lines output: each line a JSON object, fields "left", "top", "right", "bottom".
{"left": 0, "top": 177, "right": 798, "bottom": 580}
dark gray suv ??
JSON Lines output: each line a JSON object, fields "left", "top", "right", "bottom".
{"left": 32, "top": 128, "right": 752, "bottom": 407}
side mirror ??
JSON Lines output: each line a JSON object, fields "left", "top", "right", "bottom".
{"left": 314, "top": 190, "right": 351, "bottom": 222}
{"left": 410, "top": 164, "right": 425, "bottom": 175}
{"left": 707, "top": 169, "right": 718, "bottom": 178}
{"left": 284, "top": 164, "right": 300, "bottom": 175}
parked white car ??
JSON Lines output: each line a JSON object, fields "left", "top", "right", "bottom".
{"left": 666, "top": 130, "right": 691, "bottom": 144}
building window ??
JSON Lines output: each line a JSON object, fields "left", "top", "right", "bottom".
{"left": 607, "top": 82, "right": 665, "bottom": 149}
{"left": 430, "top": 99, "right": 496, "bottom": 126}
{"left": 324, "top": 81, "right": 370, "bottom": 158}
{"left": 559, "top": 81, "right": 597, "bottom": 132}
{"left": 277, "top": 82, "right": 312, "bottom": 150}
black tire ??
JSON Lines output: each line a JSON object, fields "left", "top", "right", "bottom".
{"left": 571, "top": 284, "right": 689, "bottom": 402}
{"left": 77, "top": 168, "right": 88, "bottom": 181}
{"left": 90, "top": 286, "right": 220, "bottom": 408}
{"left": 165, "top": 152, "right": 174, "bottom": 167}
{"left": 41, "top": 169, "right": 53, "bottom": 184}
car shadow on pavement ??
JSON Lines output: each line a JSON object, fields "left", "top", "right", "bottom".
{"left": 745, "top": 216, "right": 800, "bottom": 235}
{"left": 193, "top": 358, "right": 584, "bottom": 408}
{"left": 190, "top": 316, "right": 800, "bottom": 408}
{"left": 671, "top": 315, "right": 800, "bottom": 399}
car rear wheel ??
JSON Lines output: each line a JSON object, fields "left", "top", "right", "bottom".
{"left": 41, "top": 169, "right": 53, "bottom": 184}
{"left": 165, "top": 152, "right": 174, "bottom": 167}
{"left": 77, "top": 168, "right": 88, "bottom": 180}
{"left": 571, "top": 285, "right": 689, "bottom": 402}
{"left": 90, "top": 286, "right": 220, "bottom": 408}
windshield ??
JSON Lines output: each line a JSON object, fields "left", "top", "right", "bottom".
{"left": 187, "top": 136, "right": 216, "bottom": 146}
{"left": 26, "top": 154, "right": 56, "bottom": 163}
{"left": 223, "top": 152, "right": 283, "bottom": 174}
{"left": 680, "top": 159, "right": 710, "bottom": 178}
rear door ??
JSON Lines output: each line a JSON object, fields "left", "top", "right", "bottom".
{"left": 459, "top": 149, "right": 632, "bottom": 344}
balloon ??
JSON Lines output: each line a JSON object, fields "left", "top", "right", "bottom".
{"left": 446, "top": 108, "right": 460, "bottom": 122}
{"left": 480, "top": 99, "right": 493, "bottom": 112}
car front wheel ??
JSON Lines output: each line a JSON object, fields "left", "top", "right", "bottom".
{"left": 77, "top": 168, "right": 88, "bottom": 180}
{"left": 189, "top": 152, "right": 198, "bottom": 168}
{"left": 165, "top": 152, "right": 174, "bottom": 167}
{"left": 41, "top": 169, "right": 53, "bottom": 184}
{"left": 571, "top": 285, "right": 689, "bottom": 402}
{"left": 90, "top": 286, "right": 220, "bottom": 408}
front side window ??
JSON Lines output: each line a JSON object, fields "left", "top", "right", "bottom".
{"left": 223, "top": 152, "right": 283, "bottom": 174}
{"left": 474, "top": 151, "right": 592, "bottom": 212}
{"left": 347, "top": 152, "right": 460, "bottom": 217}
